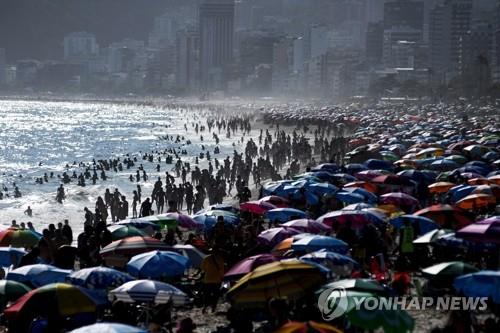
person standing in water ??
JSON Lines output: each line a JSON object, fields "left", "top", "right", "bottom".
{"left": 24, "top": 206, "right": 33, "bottom": 217}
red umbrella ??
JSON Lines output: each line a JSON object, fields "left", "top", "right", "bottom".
{"left": 240, "top": 201, "right": 276, "bottom": 215}
{"left": 258, "top": 195, "right": 289, "bottom": 208}
{"left": 99, "top": 236, "right": 169, "bottom": 257}
{"left": 414, "top": 204, "right": 472, "bottom": 229}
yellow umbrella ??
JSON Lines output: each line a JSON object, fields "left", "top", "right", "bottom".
{"left": 416, "top": 147, "right": 444, "bottom": 159}
{"left": 274, "top": 321, "right": 343, "bottom": 333}
{"left": 227, "top": 260, "right": 326, "bottom": 308}
{"left": 456, "top": 194, "right": 496, "bottom": 210}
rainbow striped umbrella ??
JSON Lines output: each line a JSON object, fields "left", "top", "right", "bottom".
{"left": 0, "top": 228, "right": 41, "bottom": 247}
{"left": 0, "top": 280, "right": 31, "bottom": 303}
{"left": 100, "top": 236, "right": 170, "bottom": 257}
{"left": 4, "top": 283, "right": 96, "bottom": 319}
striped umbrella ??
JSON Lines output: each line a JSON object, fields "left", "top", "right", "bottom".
{"left": 240, "top": 200, "right": 276, "bottom": 215}
{"left": 0, "top": 228, "right": 41, "bottom": 247}
{"left": 224, "top": 254, "right": 278, "bottom": 281}
{"left": 100, "top": 236, "right": 170, "bottom": 257}
{"left": 110, "top": 280, "right": 188, "bottom": 305}
{"left": 0, "top": 280, "right": 31, "bottom": 303}
{"left": 455, "top": 193, "right": 496, "bottom": 210}
{"left": 7, "top": 264, "right": 71, "bottom": 287}
{"left": 227, "top": 259, "right": 326, "bottom": 308}
{"left": 316, "top": 210, "right": 383, "bottom": 229}
{"left": 126, "top": 251, "right": 190, "bottom": 279}
{"left": 274, "top": 321, "right": 342, "bottom": 333}
{"left": 4, "top": 283, "right": 96, "bottom": 320}
{"left": 257, "top": 227, "right": 301, "bottom": 247}
{"left": 0, "top": 247, "right": 26, "bottom": 267}
{"left": 159, "top": 212, "right": 199, "bottom": 229}
{"left": 281, "top": 219, "right": 331, "bottom": 234}
{"left": 428, "top": 182, "right": 455, "bottom": 194}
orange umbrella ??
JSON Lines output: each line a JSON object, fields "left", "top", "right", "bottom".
{"left": 487, "top": 175, "right": 500, "bottom": 186}
{"left": 467, "top": 178, "right": 490, "bottom": 186}
{"left": 343, "top": 181, "right": 378, "bottom": 193}
{"left": 274, "top": 321, "right": 342, "bottom": 333}
{"left": 472, "top": 184, "right": 500, "bottom": 199}
{"left": 428, "top": 182, "right": 455, "bottom": 194}
{"left": 272, "top": 237, "right": 294, "bottom": 255}
{"left": 456, "top": 194, "right": 496, "bottom": 210}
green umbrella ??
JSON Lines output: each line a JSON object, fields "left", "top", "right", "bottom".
{"left": 0, "top": 280, "right": 31, "bottom": 303}
{"left": 346, "top": 299, "right": 415, "bottom": 333}
{"left": 445, "top": 155, "right": 467, "bottom": 165}
{"left": 108, "top": 225, "right": 148, "bottom": 241}
{"left": 380, "top": 151, "right": 399, "bottom": 162}
{"left": 318, "top": 279, "right": 387, "bottom": 295}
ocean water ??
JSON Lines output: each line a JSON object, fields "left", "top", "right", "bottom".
{"left": 0, "top": 99, "right": 254, "bottom": 235}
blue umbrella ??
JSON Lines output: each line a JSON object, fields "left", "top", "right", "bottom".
{"left": 192, "top": 212, "right": 239, "bottom": 230}
{"left": 0, "top": 247, "right": 26, "bottom": 267}
{"left": 70, "top": 323, "right": 147, "bottom": 333}
{"left": 455, "top": 166, "right": 489, "bottom": 177}
{"left": 67, "top": 267, "right": 134, "bottom": 289}
{"left": 300, "top": 250, "right": 359, "bottom": 269}
{"left": 332, "top": 173, "right": 357, "bottom": 184}
{"left": 454, "top": 271, "right": 500, "bottom": 303}
{"left": 6, "top": 264, "right": 71, "bottom": 287}
{"left": 449, "top": 185, "right": 477, "bottom": 202}
{"left": 397, "top": 170, "right": 435, "bottom": 185}
{"left": 312, "top": 163, "right": 339, "bottom": 172}
{"left": 335, "top": 191, "right": 365, "bottom": 204}
{"left": 345, "top": 163, "right": 368, "bottom": 175}
{"left": 465, "top": 161, "right": 491, "bottom": 173}
{"left": 261, "top": 180, "right": 293, "bottom": 196}
{"left": 195, "top": 203, "right": 239, "bottom": 215}
{"left": 430, "top": 159, "right": 460, "bottom": 171}
{"left": 291, "top": 235, "right": 349, "bottom": 254}
{"left": 305, "top": 182, "right": 338, "bottom": 195}
{"left": 266, "top": 208, "right": 306, "bottom": 223}
{"left": 127, "top": 250, "right": 191, "bottom": 279}
{"left": 364, "top": 159, "right": 393, "bottom": 171}
{"left": 390, "top": 215, "right": 439, "bottom": 235}
{"left": 342, "top": 187, "right": 378, "bottom": 204}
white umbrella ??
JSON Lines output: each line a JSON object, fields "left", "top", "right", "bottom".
{"left": 109, "top": 279, "right": 188, "bottom": 305}
{"left": 171, "top": 244, "right": 207, "bottom": 268}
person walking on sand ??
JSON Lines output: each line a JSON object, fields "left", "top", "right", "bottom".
{"left": 200, "top": 247, "right": 225, "bottom": 313}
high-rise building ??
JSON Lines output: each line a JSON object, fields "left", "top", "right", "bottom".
{"left": 63, "top": 32, "right": 99, "bottom": 61}
{"left": 429, "top": 0, "right": 473, "bottom": 82}
{"left": 384, "top": 0, "right": 425, "bottom": 32}
{"left": 0, "top": 48, "right": 6, "bottom": 84}
{"left": 199, "top": 0, "right": 235, "bottom": 90}
{"left": 366, "top": 22, "right": 385, "bottom": 66}
{"left": 383, "top": 26, "right": 423, "bottom": 67}
{"left": 176, "top": 29, "right": 200, "bottom": 91}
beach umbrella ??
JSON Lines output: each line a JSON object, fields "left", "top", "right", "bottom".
{"left": 291, "top": 235, "right": 349, "bottom": 254}
{"left": 258, "top": 195, "right": 289, "bottom": 208}
{"left": 488, "top": 174, "right": 500, "bottom": 185}
{"left": 343, "top": 181, "right": 378, "bottom": 193}
{"left": 195, "top": 204, "right": 239, "bottom": 215}
{"left": 345, "top": 163, "right": 368, "bottom": 174}
{"left": 0, "top": 280, "right": 31, "bottom": 304}
{"left": 356, "top": 169, "right": 390, "bottom": 181}
{"left": 380, "top": 192, "right": 420, "bottom": 212}
{"left": 317, "top": 210, "right": 383, "bottom": 229}
{"left": 224, "top": 254, "right": 278, "bottom": 281}
{"left": 364, "top": 159, "right": 393, "bottom": 171}
{"left": 334, "top": 191, "right": 365, "bottom": 204}
{"left": 422, "top": 262, "right": 478, "bottom": 287}
{"left": 345, "top": 299, "right": 414, "bottom": 333}
{"left": 445, "top": 155, "right": 468, "bottom": 165}
{"left": 414, "top": 204, "right": 472, "bottom": 229}
{"left": 306, "top": 183, "right": 338, "bottom": 196}
{"left": 416, "top": 147, "right": 444, "bottom": 159}
{"left": 192, "top": 210, "right": 240, "bottom": 230}
{"left": 167, "top": 244, "right": 207, "bottom": 268}
{"left": 0, "top": 247, "right": 26, "bottom": 267}
{"left": 115, "top": 221, "right": 160, "bottom": 236}
{"left": 371, "top": 174, "right": 414, "bottom": 187}
{"left": 4, "top": 283, "right": 96, "bottom": 320}
{"left": 70, "top": 323, "right": 147, "bottom": 333}
{"left": 107, "top": 225, "right": 147, "bottom": 241}
{"left": 455, "top": 216, "right": 500, "bottom": 243}
{"left": 110, "top": 280, "right": 188, "bottom": 305}
{"left": 266, "top": 208, "right": 307, "bottom": 223}
{"left": 226, "top": 259, "right": 326, "bottom": 308}
{"left": 341, "top": 187, "right": 378, "bottom": 203}
{"left": 240, "top": 200, "right": 276, "bottom": 215}
{"left": 67, "top": 267, "right": 134, "bottom": 289}
{"left": 342, "top": 203, "right": 374, "bottom": 211}
{"left": 261, "top": 180, "right": 293, "bottom": 196}
{"left": 158, "top": 212, "right": 200, "bottom": 230}
{"left": 463, "top": 145, "right": 490, "bottom": 158}
{"left": 274, "top": 321, "right": 342, "bottom": 333}
{"left": 429, "top": 159, "right": 460, "bottom": 171}
{"left": 100, "top": 236, "right": 170, "bottom": 257}
{"left": 455, "top": 193, "right": 496, "bottom": 210}
{"left": 126, "top": 251, "right": 190, "bottom": 279}
{"left": 0, "top": 228, "right": 41, "bottom": 247}
{"left": 281, "top": 219, "right": 330, "bottom": 234}
{"left": 257, "top": 227, "right": 301, "bottom": 247}
{"left": 7, "top": 264, "right": 72, "bottom": 288}
{"left": 454, "top": 271, "right": 500, "bottom": 303}
{"left": 318, "top": 278, "right": 388, "bottom": 296}
{"left": 397, "top": 170, "right": 434, "bottom": 184}
{"left": 331, "top": 173, "right": 357, "bottom": 185}
{"left": 390, "top": 215, "right": 439, "bottom": 235}
{"left": 312, "top": 163, "right": 339, "bottom": 172}
{"left": 468, "top": 178, "right": 492, "bottom": 185}
{"left": 300, "top": 250, "right": 359, "bottom": 276}
{"left": 134, "top": 215, "right": 178, "bottom": 230}
{"left": 449, "top": 184, "right": 477, "bottom": 202}
{"left": 428, "top": 182, "right": 455, "bottom": 194}
{"left": 413, "top": 229, "right": 454, "bottom": 244}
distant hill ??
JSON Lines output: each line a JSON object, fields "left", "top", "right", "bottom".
{"left": 0, "top": 0, "right": 189, "bottom": 62}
